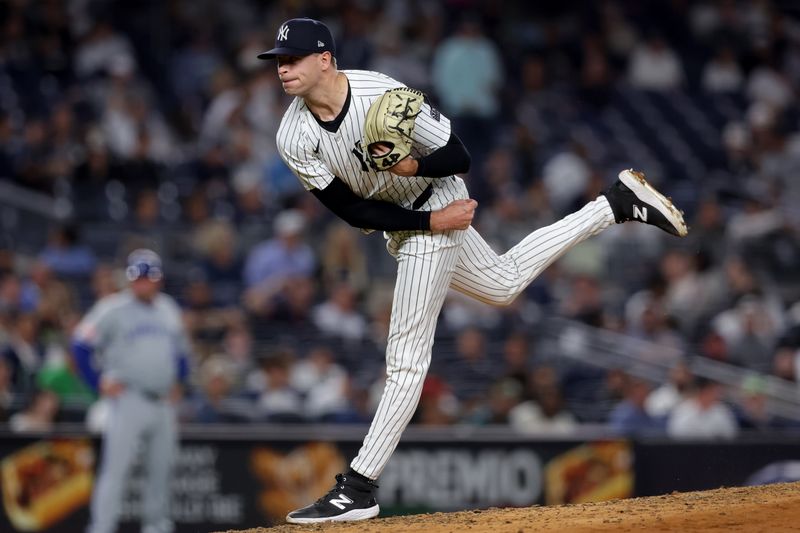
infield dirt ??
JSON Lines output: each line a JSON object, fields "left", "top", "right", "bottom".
{"left": 216, "top": 481, "right": 800, "bottom": 532}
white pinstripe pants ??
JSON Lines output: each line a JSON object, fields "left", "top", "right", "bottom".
{"left": 351, "top": 196, "right": 615, "bottom": 479}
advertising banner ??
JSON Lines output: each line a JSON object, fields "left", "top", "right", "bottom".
{"left": 1, "top": 429, "right": 797, "bottom": 532}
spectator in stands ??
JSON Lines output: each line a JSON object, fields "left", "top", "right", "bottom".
{"left": 13, "top": 118, "right": 53, "bottom": 193}
{"left": 291, "top": 346, "right": 351, "bottom": 422}
{"left": 194, "top": 222, "right": 243, "bottom": 308}
{"left": 467, "top": 378, "right": 525, "bottom": 425}
{"left": 447, "top": 327, "right": 500, "bottom": 406}
{"left": 541, "top": 141, "right": 592, "bottom": 216}
{"left": 9, "top": 389, "right": 59, "bottom": 433}
{"left": 627, "top": 34, "right": 684, "bottom": 90}
{"left": 90, "top": 264, "right": 120, "bottom": 300}
{"left": 413, "top": 375, "right": 460, "bottom": 426}
{"left": 0, "top": 357, "right": 14, "bottom": 421}
{"left": 256, "top": 277, "right": 316, "bottom": 325}
{"left": 701, "top": 46, "right": 744, "bottom": 93}
{"left": 319, "top": 222, "right": 369, "bottom": 295}
{"left": 257, "top": 354, "right": 303, "bottom": 422}
{"left": 509, "top": 383, "right": 577, "bottom": 434}
{"left": 243, "top": 209, "right": 315, "bottom": 315}
{"left": 0, "top": 111, "right": 15, "bottom": 180}
{"left": 501, "top": 332, "right": 535, "bottom": 390}
{"left": 559, "top": 275, "right": 606, "bottom": 328}
{"left": 746, "top": 55, "right": 793, "bottom": 109}
{"left": 624, "top": 297, "right": 685, "bottom": 365}
{"left": 608, "top": 375, "right": 664, "bottom": 435}
{"left": 0, "top": 273, "right": 35, "bottom": 315}
{"left": 646, "top": 360, "right": 694, "bottom": 420}
{"left": 431, "top": 13, "right": 503, "bottom": 173}
{"left": 38, "top": 225, "right": 97, "bottom": 277}
{"left": 220, "top": 321, "right": 255, "bottom": 386}
{"left": 579, "top": 35, "right": 614, "bottom": 109}
{"left": 714, "top": 296, "right": 782, "bottom": 374}
{"left": 74, "top": 18, "right": 137, "bottom": 78}
{"left": 190, "top": 356, "right": 253, "bottom": 423}
{"left": 182, "top": 269, "right": 243, "bottom": 340}
{"left": 659, "top": 248, "right": 707, "bottom": 334}
{"left": 667, "top": 377, "right": 739, "bottom": 439}
{"left": 312, "top": 283, "right": 368, "bottom": 343}
{"left": 368, "top": 27, "right": 429, "bottom": 92}
{"left": 2, "top": 312, "right": 44, "bottom": 393}
{"left": 734, "top": 374, "right": 780, "bottom": 430}
{"left": 47, "top": 102, "right": 82, "bottom": 183}
{"left": 25, "top": 260, "right": 77, "bottom": 325}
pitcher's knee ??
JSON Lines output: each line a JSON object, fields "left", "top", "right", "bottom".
{"left": 483, "top": 289, "right": 519, "bottom": 307}
{"left": 386, "top": 361, "right": 429, "bottom": 381}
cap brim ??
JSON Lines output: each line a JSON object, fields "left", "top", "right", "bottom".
{"left": 257, "top": 47, "right": 315, "bottom": 60}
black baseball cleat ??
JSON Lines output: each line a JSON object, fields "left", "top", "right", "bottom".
{"left": 285, "top": 472, "right": 380, "bottom": 524}
{"left": 602, "top": 169, "right": 688, "bottom": 237}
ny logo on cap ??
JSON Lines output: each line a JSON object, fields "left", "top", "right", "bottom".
{"left": 277, "top": 24, "right": 289, "bottom": 41}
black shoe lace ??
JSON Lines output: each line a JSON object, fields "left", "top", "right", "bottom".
{"left": 314, "top": 473, "right": 347, "bottom": 505}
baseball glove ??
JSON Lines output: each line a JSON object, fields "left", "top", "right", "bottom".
{"left": 364, "top": 87, "right": 425, "bottom": 170}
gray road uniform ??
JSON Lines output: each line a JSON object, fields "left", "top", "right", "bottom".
{"left": 73, "top": 289, "right": 191, "bottom": 533}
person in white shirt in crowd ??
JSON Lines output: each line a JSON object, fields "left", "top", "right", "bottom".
{"left": 290, "top": 346, "right": 351, "bottom": 421}
{"left": 645, "top": 359, "right": 694, "bottom": 420}
{"left": 667, "top": 376, "right": 739, "bottom": 439}
{"left": 701, "top": 46, "right": 744, "bottom": 93}
{"left": 311, "top": 282, "right": 368, "bottom": 342}
{"left": 257, "top": 354, "right": 303, "bottom": 422}
{"left": 628, "top": 34, "right": 684, "bottom": 90}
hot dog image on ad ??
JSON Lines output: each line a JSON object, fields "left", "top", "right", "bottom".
{"left": 1, "top": 440, "right": 95, "bottom": 531}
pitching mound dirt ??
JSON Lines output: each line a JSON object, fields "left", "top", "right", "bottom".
{"left": 217, "top": 481, "right": 800, "bottom": 533}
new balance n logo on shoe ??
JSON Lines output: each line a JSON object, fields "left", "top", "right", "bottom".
{"left": 632, "top": 205, "right": 648, "bottom": 222}
{"left": 329, "top": 494, "right": 354, "bottom": 510}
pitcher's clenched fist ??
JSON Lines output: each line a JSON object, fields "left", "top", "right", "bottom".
{"left": 431, "top": 199, "right": 477, "bottom": 231}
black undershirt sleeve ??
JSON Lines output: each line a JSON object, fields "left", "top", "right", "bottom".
{"left": 414, "top": 132, "right": 471, "bottom": 178}
{"left": 311, "top": 177, "right": 432, "bottom": 231}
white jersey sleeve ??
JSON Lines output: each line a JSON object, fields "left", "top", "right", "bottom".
{"left": 73, "top": 293, "right": 124, "bottom": 349}
{"left": 412, "top": 99, "right": 451, "bottom": 155}
{"left": 276, "top": 100, "right": 337, "bottom": 191}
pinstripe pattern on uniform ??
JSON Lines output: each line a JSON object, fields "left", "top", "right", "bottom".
{"left": 276, "top": 70, "right": 454, "bottom": 212}
{"left": 351, "top": 227, "right": 465, "bottom": 477}
{"left": 275, "top": 68, "right": 620, "bottom": 483}
{"left": 449, "top": 198, "right": 615, "bottom": 305}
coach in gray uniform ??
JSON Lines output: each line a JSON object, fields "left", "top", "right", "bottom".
{"left": 73, "top": 249, "right": 191, "bottom": 533}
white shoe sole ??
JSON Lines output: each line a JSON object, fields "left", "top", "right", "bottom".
{"left": 618, "top": 169, "right": 688, "bottom": 237}
{"left": 285, "top": 504, "right": 380, "bottom": 524}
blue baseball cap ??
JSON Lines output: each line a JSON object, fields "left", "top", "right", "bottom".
{"left": 257, "top": 18, "right": 336, "bottom": 60}
{"left": 126, "top": 249, "right": 163, "bottom": 282}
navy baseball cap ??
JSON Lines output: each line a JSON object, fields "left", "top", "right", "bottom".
{"left": 126, "top": 249, "right": 163, "bottom": 282}
{"left": 257, "top": 18, "right": 335, "bottom": 60}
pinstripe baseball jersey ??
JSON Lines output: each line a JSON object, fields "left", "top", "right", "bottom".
{"left": 73, "top": 290, "right": 191, "bottom": 395}
{"left": 272, "top": 66, "right": 618, "bottom": 487}
{"left": 276, "top": 70, "right": 465, "bottom": 213}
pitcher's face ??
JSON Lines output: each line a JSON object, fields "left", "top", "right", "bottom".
{"left": 277, "top": 53, "right": 328, "bottom": 96}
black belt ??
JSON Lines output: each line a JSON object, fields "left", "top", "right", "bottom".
{"left": 140, "top": 389, "right": 165, "bottom": 402}
{"left": 412, "top": 184, "right": 434, "bottom": 209}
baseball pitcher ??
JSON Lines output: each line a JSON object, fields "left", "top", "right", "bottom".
{"left": 259, "top": 17, "right": 687, "bottom": 524}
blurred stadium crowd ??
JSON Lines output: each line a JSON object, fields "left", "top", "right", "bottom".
{"left": 1, "top": 0, "right": 800, "bottom": 438}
